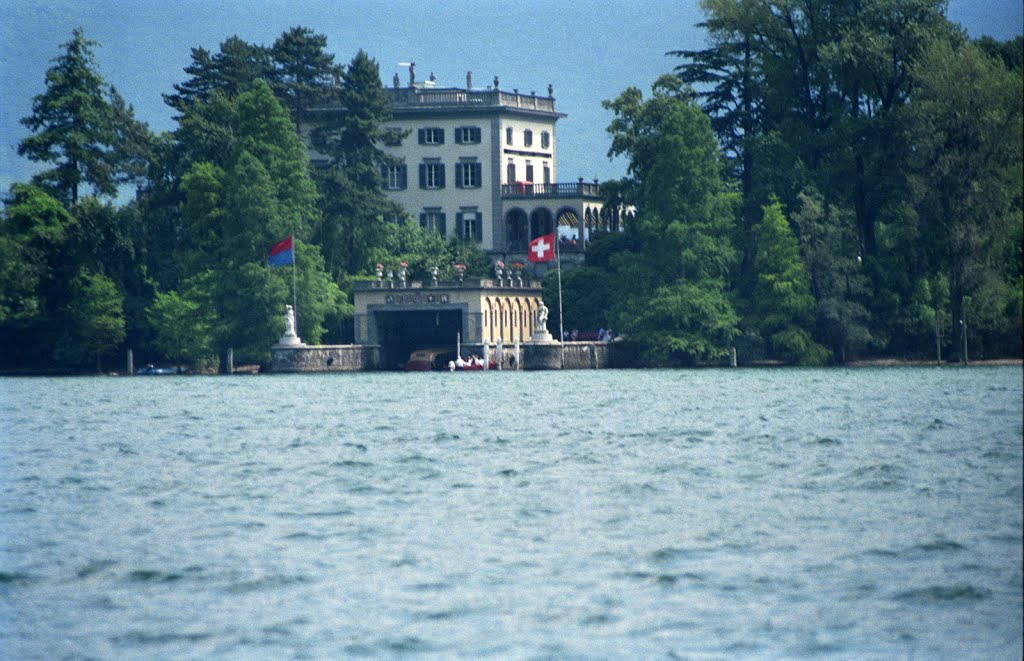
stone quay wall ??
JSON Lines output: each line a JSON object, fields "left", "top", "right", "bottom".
{"left": 271, "top": 345, "right": 380, "bottom": 373}
{"left": 558, "top": 342, "right": 611, "bottom": 369}
{"left": 461, "top": 341, "right": 610, "bottom": 370}
{"left": 270, "top": 342, "right": 611, "bottom": 372}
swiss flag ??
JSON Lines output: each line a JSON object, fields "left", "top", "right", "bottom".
{"left": 528, "top": 232, "right": 556, "bottom": 262}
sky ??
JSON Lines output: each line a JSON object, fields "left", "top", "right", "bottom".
{"left": 2, "top": 0, "right": 1022, "bottom": 197}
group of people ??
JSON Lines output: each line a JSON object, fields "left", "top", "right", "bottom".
{"left": 453, "top": 355, "right": 486, "bottom": 368}
{"left": 560, "top": 328, "right": 616, "bottom": 342}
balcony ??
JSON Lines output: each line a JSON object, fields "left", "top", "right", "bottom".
{"left": 501, "top": 181, "right": 602, "bottom": 199}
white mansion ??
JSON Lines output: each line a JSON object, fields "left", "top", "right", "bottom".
{"left": 311, "top": 67, "right": 628, "bottom": 262}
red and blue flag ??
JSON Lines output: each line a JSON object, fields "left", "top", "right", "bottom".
{"left": 267, "top": 235, "right": 294, "bottom": 268}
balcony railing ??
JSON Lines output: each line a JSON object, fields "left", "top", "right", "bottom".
{"left": 387, "top": 88, "right": 556, "bottom": 113}
{"left": 501, "top": 182, "right": 602, "bottom": 199}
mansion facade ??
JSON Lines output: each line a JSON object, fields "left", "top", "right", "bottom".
{"left": 310, "top": 68, "right": 629, "bottom": 262}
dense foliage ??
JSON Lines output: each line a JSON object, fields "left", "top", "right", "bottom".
{"left": 3, "top": 9, "right": 1021, "bottom": 371}
{"left": 548, "top": 1, "right": 1021, "bottom": 365}
{"left": 3, "top": 28, "right": 491, "bottom": 371}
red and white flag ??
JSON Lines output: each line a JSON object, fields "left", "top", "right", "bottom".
{"left": 528, "top": 232, "right": 556, "bottom": 262}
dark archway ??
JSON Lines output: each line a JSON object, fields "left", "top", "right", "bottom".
{"left": 505, "top": 208, "right": 528, "bottom": 251}
{"left": 530, "top": 208, "right": 554, "bottom": 239}
{"left": 374, "top": 308, "right": 463, "bottom": 370}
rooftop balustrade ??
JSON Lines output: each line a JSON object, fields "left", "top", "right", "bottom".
{"left": 386, "top": 87, "right": 557, "bottom": 113}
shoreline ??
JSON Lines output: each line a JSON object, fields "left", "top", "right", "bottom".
{"left": 1, "top": 358, "right": 1021, "bottom": 377}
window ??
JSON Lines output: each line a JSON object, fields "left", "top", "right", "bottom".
{"left": 506, "top": 126, "right": 513, "bottom": 144}
{"left": 419, "top": 209, "right": 447, "bottom": 235}
{"left": 507, "top": 161, "right": 515, "bottom": 184}
{"left": 525, "top": 162, "right": 534, "bottom": 183}
{"left": 381, "top": 163, "right": 407, "bottom": 190}
{"left": 419, "top": 161, "right": 445, "bottom": 189}
{"left": 458, "top": 210, "right": 483, "bottom": 241}
{"left": 523, "top": 129, "right": 533, "bottom": 147}
{"left": 543, "top": 164, "right": 551, "bottom": 184}
{"left": 418, "top": 127, "right": 444, "bottom": 145}
{"left": 455, "top": 126, "right": 481, "bottom": 144}
{"left": 456, "top": 161, "right": 482, "bottom": 188}
{"left": 541, "top": 131, "right": 550, "bottom": 149}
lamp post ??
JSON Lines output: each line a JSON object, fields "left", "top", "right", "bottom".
{"left": 959, "top": 318, "right": 968, "bottom": 365}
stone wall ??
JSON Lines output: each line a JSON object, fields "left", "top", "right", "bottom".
{"left": 271, "top": 345, "right": 379, "bottom": 373}
{"left": 417, "top": 341, "right": 610, "bottom": 370}
{"left": 269, "top": 341, "right": 612, "bottom": 372}
{"left": 557, "top": 342, "right": 611, "bottom": 369}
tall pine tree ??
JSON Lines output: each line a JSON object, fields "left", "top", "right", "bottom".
{"left": 19, "top": 29, "right": 149, "bottom": 206}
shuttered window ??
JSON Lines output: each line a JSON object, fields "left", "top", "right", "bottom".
{"left": 455, "top": 162, "right": 482, "bottom": 188}
{"left": 457, "top": 211, "right": 483, "bottom": 241}
{"left": 417, "top": 127, "right": 444, "bottom": 145}
{"left": 380, "top": 163, "right": 407, "bottom": 190}
{"left": 455, "top": 126, "right": 481, "bottom": 144}
{"left": 418, "top": 162, "right": 445, "bottom": 189}
{"left": 419, "top": 210, "right": 447, "bottom": 235}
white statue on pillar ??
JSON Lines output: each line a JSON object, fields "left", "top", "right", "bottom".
{"left": 530, "top": 301, "right": 554, "bottom": 343}
{"left": 276, "top": 304, "right": 304, "bottom": 347}
{"left": 536, "top": 302, "right": 548, "bottom": 330}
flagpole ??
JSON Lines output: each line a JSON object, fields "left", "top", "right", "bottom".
{"left": 292, "top": 234, "right": 297, "bottom": 327}
{"left": 556, "top": 229, "right": 564, "bottom": 368}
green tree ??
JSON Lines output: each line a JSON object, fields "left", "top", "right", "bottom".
{"left": 0, "top": 185, "right": 76, "bottom": 327}
{"left": 748, "top": 200, "right": 828, "bottom": 364}
{"left": 603, "top": 76, "right": 741, "bottom": 364}
{"left": 907, "top": 39, "right": 1023, "bottom": 360}
{"left": 163, "top": 36, "right": 272, "bottom": 113}
{"left": 671, "top": 0, "right": 768, "bottom": 237}
{"left": 18, "top": 29, "right": 150, "bottom": 206}
{"left": 542, "top": 266, "right": 613, "bottom": 337}
{"left": 170, "top": 81, "right": 338, "bottom": 366}
{"left": 57, "top": 268, "right": 125, "bottom": 371}
{"left": 270, "top": 27, "right": 339, "bottom": 134}
{"left": 792, "top": 189, "right": 871, "bottom": 362}
{"left": 312, "top": 50, "right": 408, "bottom": 277}
{"left": 146, "top": 289, "right": 216, "bottom": 369}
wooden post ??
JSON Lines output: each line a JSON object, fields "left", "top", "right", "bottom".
{"left": 227, "top": 347, "right": 234, "bottom": 374}
{"left": 126, "top": 348, "right": 134, "bottom": 376}
{"left": 730, "top": 347, "right": 737, "bottom": 368}
{"left": 960, "top": 319, "right": 968, "bottom": 365}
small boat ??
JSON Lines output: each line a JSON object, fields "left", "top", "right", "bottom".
{"left": 405, "top": 348, "right": 496, "bottom": 371}
{"left": 137, "top": 364, "right": 178, "bottom": 375}
{"left": 405, "top": 348, "right": 453, "bottom": 371}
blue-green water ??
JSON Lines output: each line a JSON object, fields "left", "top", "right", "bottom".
{"left": 1, "top": 367, "right": 1022, "bottom": 658}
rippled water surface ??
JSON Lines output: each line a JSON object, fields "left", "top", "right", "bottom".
{"left": 2, "top": 367, "right": 1022, "bottom": 658}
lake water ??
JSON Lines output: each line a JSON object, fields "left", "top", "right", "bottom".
{"left": 1, "top": 367, "right": 1021, "bottom": 658}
